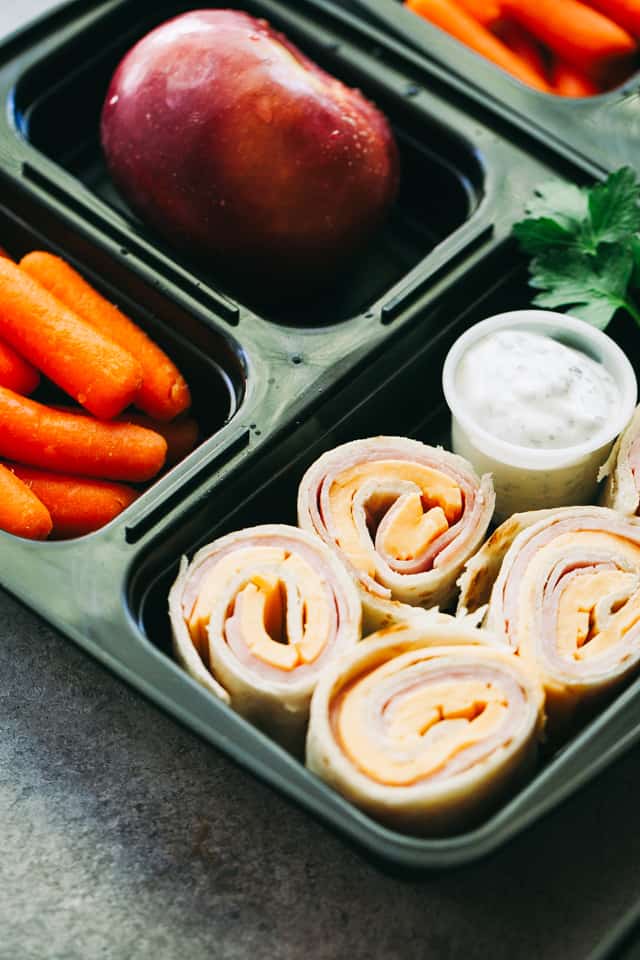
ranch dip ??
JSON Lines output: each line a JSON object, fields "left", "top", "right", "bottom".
{"left": 454, "top": 329, "right": 620, "bottom": 450}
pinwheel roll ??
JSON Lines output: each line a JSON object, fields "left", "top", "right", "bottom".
{"left": 600, "top": 406, "right": 640, "bottom": 515}
{"left": 169, "top": 524, "right": 362, "bottom": 751}
{"left": 298, "top": 437, "right": 495, "bottom": 632}
{"left": 307, "top": 621, "right": 545, "bottom": 834}
{"left": 460, "top": 506, "right": 640, "bottom": 724}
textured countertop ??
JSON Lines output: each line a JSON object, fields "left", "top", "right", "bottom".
{"left": 5, "top": 583, "right": 640, "bottom": 960}
{"left": 2, "top": 3, "right": 640, "bottom": 959}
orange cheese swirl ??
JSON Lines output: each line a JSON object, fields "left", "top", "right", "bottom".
{"left": 306, "top": 621, "right": 544, "bottom": 834}
{"left": 298, "top": 437, "right": 495, "bottom": 631}
{"left": 169, "top": 524, "right": 362, "bottom": 751}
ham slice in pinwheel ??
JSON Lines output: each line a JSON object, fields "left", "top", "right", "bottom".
{"left": 600, "top": 406, "right": 640, "bottom": 515}
{"left": 458, "top": 506, "right": 640, "bottom": 726}
{"left": 306, "top": 621, "right": 544, "bottom": 834}
{"left": 298, "top": 437, "right": 495, "bottom": 632}
{"left": 169, "top": 524, "right": 362, "bottom": 751}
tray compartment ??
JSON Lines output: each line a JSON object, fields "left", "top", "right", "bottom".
{"left": 9, "top": 0, "right": 485, "bottom": 326}
{"left": 124, "top": 255, "right": 640, "bottom": 865}
{"left": 0, "top": 183, "right": 247, "bottom": 537}
{"left": 338, "top": 0, "right": 640, "bottom": 177}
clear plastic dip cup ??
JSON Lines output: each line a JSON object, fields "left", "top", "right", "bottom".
{"left": 442, "top": 310, "right": 638, "bottom": 521}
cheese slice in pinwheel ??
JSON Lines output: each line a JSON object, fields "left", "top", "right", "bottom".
{"left": 298, "top": 437, "right": 495, "bottom": 633}
{"left": 458, "top": 506, "right": 640, "bottom": 726}
{"left": 600, "top": 406, "right": 640, "bottom": 515}
{"left": 169, "top": 524, "right": 362, "bottom": 751}
{"left": 306, "top": 620, "right": 545, "bottom": 834}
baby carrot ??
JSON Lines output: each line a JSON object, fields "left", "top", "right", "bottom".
{"left": 585, "top": 0, "right": 640, "bottom": 38}
{"left": 552, "top": 60, "right": 602, "bottom": 94}
{"left": 52, "top": 406, "right": 199, "bottom": 466}
{"left": 0, "top": 257, "right": 142, "bottom": 419}
{"left": 0, "top": 339, "right": 40, "bottom": 394}
{"left": 405, "top": 0, "right": 551, "bottom": 90}
{"left": 0, "top": 387, "right": 167, "bottom": 482}
{"left": 501, "top": 0, "right": 636, "bottom": 79}
{"left": 0, "top": 463, "right": 52, "bottom": 540}
{"left": 20, "top": 252, "right": 191, "bottom": 422}
{"left": 499, "top": 22, "right": 550, "bottom": 80}
{"left": 455, "top": 0, "right": 503, "bottom": 27}
{"left": 7, "top": 464, "right": 139, "bottom": 539}
{"left": 117, "top": 413, "right": 199, "bottom": 466}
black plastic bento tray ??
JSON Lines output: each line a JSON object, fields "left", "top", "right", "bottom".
{"left": 337, "top": 0, "right": 640, "bottom": 178}
{"left": 1, "top": 0, "right": 640, "bottom": 870}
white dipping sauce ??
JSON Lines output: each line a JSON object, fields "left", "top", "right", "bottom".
{"left": 455, "top": 330, "right": 619, "bottom": 450}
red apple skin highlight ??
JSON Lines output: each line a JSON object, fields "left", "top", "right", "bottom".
{"left": 100, "top": 9, "right": 400, "bottom": 300}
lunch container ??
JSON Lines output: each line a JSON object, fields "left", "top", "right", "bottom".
{"left": 590, "top": 896, "right": 640, "bottom": 959}
{"left": 3, "top": 0, "right": 640, "bottom": 870}
{"left": 340, "top": 0, "right": 640, "bottom": 177}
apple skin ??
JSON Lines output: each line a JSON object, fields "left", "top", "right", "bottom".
{"left": 100, "top": 9, "right": 400, "bottom": 300}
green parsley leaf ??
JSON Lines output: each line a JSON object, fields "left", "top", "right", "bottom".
{"left": 530, "top": 245, "right": 633, "bottom": 330}
{"left": 587, "top": 166, "right": 640, "bottom": 250}
{"left": 514, "top": 166, "right": 640, "bottom": 331}
{"left": 524, "top": 180, "right": 588, "bottom": 227}
{"left": 630, "top": 234, "right": 640, "bottom": 289}
{"left": 512, "top": 217, "right": 576, "bottom": 256}
{"left": 513, "top": 181, "right": 588, "bottom": 255}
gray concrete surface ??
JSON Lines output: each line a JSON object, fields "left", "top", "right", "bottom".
{"left": 3, "top": 584, "right": 640, "bottom": 960}
{"left": 2, "top": 2, "right": 640, "bottom": 958}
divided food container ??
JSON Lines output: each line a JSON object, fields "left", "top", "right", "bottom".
{"left": 343, "top": 0, "right": 640, "bottom": 176}
{"left": 2, "top": 0, "right": 640, "bottom": 869}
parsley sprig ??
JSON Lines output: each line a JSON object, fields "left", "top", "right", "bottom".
{"left": 513, "top": 166, "right": 640, "bottom": 330}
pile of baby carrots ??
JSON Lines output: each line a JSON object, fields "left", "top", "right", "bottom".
{"left": 0, "top": 248, "right": 197, "bottom": 541}
{"left": 405, "top": 0, "right": 640, "bottom": 96}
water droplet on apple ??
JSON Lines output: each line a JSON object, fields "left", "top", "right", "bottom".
{"left": 109, "top": 95, "right": 119, "bottom": 106}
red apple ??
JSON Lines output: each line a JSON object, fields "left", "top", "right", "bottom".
{"left": 100, "top": 9, "right": 399, "bottom": 301}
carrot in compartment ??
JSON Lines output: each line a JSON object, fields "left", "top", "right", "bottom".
{"left": 117, "top": 413, "right": 199, "bottom": 466}
{"left": 0, "top": 257, "right": 142, "bottom": 419}
{"left": 499, "top": 22, "right": 550, "bottom": 80}
{"left": 0, "top": 462, "right": 52, "bottom": 540}
{"left": 20, "top": 252, "right": 191, "bottom": 422}
{"left": 584, "top": 0, "right": 640, "bottom": 38}
{"left": 0, "top": 386, "right": 167, "bottom": 482}
{"left": 404, "top": 0, "right": 551, "bottom": 91}
{"left": 7, "top": 463, "right": 139, "bottom": 539}
{"left": 552, "top": 59, "right": 602, "bottom": 94}
{"left": 0, "top": 339, "right": 40, "bottom": 394}
{"left": 52, "top": 406, "right": 200, "bottom": 467}
{"left": 454, "top": 0, "right": 503, "bottom": 27}
{"left": 500, "top": 0, "right": 636, "bottom": 79}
